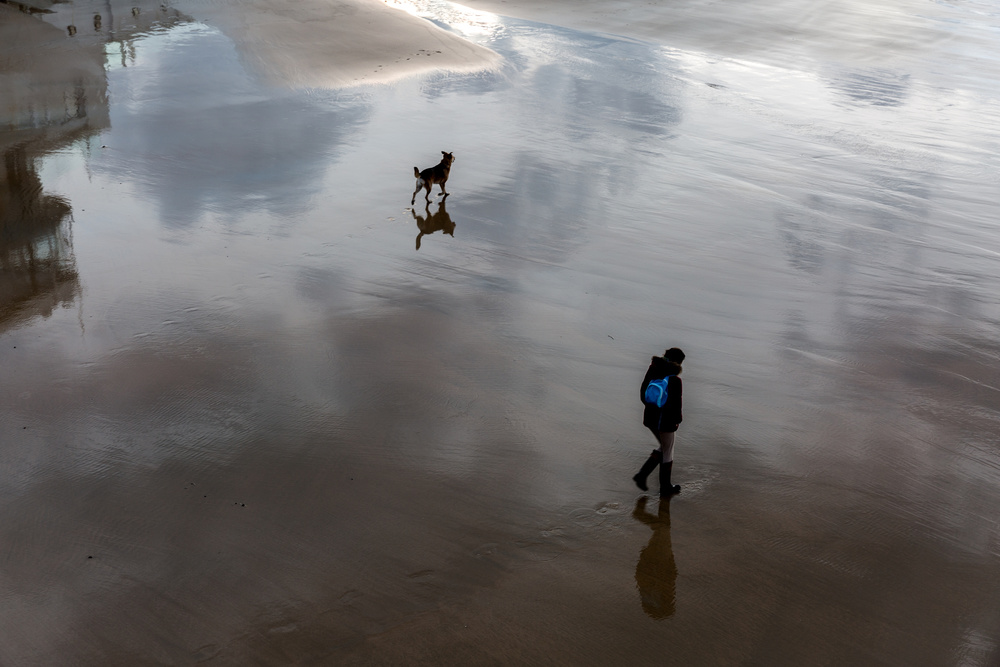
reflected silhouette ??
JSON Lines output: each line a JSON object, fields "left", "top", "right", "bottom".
{"left": 633, "top": 496, "right": 677, "bottom": 619}
{"left": 0, "top": 146, "right": 79, "bottom": 330}
{"left": 0, "top": 0, "right": 195, "bottom": 331}
{"left": 412, "top": 200, "right": 455, "bottom": 250}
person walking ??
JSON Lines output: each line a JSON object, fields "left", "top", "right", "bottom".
{"left": 633, "top": 347, "right": 685, "bottom": 496}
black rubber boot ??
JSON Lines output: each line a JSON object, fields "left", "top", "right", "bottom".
{"left": 633, "top": 450, "right": 662, "bottom": 491}
{"left": 659, "top": 461, "right": 681, "bottom": 496}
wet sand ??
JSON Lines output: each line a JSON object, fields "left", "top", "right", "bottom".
{"left": 461, "top": 0, "right": 981, "bottom": 69}
{"left": 2, "top": 0, "right": 1000, "bottom": 664}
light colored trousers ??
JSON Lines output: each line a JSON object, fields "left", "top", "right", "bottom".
{"left": 657, "top": 431, "right": 676, "bottom": 462}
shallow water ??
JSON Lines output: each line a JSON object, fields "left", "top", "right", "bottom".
{"left": 2, "top": 0, "right": 1000, "bottom": 663}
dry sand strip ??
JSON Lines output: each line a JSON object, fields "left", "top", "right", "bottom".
{"left": 172, "top": 0, "right": 502, "bottom": 88}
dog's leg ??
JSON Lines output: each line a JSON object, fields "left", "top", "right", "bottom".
{"left": 439, "top": 183, "right": 449, "bottom": 199}
{"left": 411, "top": 179, "right": 423, "bottom": 206}
{"left": 424, "top": 182, "right": 432, "bottom": 203}
{"left": 414, "top": 202, "right": 431, "bottom": 250}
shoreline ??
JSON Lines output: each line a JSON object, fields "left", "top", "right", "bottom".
{"left": 173, "top": 0, "right": 503, "bottom": 88}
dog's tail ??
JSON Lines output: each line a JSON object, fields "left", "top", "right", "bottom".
{"left": 413, "top": 167, "right": 420, "bottom": 178}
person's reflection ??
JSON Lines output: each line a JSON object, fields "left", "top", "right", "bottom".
{"left": 411, "top": 200, "right": 455, "bottom": 250}
{"left": 633, "top": 496, "right": 677, "bottom": 619}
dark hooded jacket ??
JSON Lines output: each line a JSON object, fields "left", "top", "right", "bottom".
{"left": 640, "top": 357, "right": 682, "bottom": 434}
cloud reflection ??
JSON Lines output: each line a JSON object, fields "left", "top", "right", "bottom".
{"left": 421, "top": 23, "right": 683, "bottom": 266}
{"left": 90, "top": 25, "right": 373, "bottom": 227}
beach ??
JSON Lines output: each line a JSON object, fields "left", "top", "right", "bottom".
{"left": 2, "top": 0, "right": 1000, "bottom": 663}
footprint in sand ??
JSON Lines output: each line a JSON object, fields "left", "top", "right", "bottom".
{"left": 472, "top": 542, "right": 501, "bottom": 558}
{"left": 407, "top": 569, "right": 435, "bottom": 580}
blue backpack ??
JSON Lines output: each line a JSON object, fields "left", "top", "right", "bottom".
{"left": 644, "top": 377, "right": 671, "bottom": 408}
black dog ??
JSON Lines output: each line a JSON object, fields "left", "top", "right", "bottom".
{"left": 411, "top": 151, "right": 455, "bottom": 205}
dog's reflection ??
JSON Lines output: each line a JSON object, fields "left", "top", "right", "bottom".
{"left": 633, "top": 496, "right": 677, "bottom": 619}
{"left": 411, "top": 200, "right": 455, "bottom": 250}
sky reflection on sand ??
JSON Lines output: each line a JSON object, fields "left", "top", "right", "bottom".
{"left": 94, "top": 23, "right": 374, "bottom": 226}
{"left": 2, "top": 0, "right": 1000, "bottom": 663}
